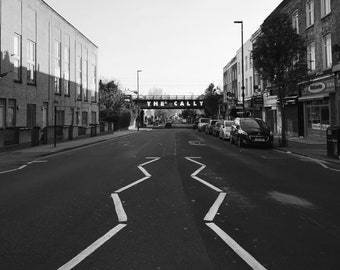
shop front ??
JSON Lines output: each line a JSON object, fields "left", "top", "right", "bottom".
{"left": 251, "top": 95, "right": 264, "bottom": 119}
{"left": 299, "top": 76, "right": 335, "bottom": 140}
{"left": 263, "top": 94, "right": 278, "bottom": 133}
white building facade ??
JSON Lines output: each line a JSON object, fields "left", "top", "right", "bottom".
{"left": 0, "top": 0, "right": 99, "bottom": 146}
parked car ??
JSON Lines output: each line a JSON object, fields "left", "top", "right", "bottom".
{"left": 230, "top": 117, "right": 273, "bottom": 147}
{"left": 219, "top": 120, "right": 233, "bottom": 140}
{"left": 165, "top": 122, "right": 172, "bottom": 128}
{"left": 192, "top": 120, "right": 199, "bottom": 130}
{"left": 205, "top": 119, "right": 219, "bottom": 135}
{"left": 197, "top": 118, "right": 210, "bottom": 132}
{"left": 212, "top": 121, "right": 222, "bottom": 136}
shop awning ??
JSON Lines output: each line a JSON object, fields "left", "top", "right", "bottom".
{"left": 298, "top": 94, "right": 329, "bottom": 101}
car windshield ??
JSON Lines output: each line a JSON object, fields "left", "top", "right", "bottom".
{"left": 240, "top": 119, "right": 267, "bottom": 129}
{"left": 211, "top": 120, "right": 218, "bottom": 125}
{"left": 200, "top": 118, "right": 209, "bottom": 123}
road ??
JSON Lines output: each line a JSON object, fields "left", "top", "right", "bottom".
{"left": 1, "top": 128, "right": 340, "bottom": 270}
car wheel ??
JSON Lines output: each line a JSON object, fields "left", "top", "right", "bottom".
{"left": 237, "top": 137, "right": 243, "bottom": 147}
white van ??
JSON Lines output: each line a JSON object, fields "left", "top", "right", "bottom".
{"left": 197, "top": 118, "right": 210, "bottom": 132}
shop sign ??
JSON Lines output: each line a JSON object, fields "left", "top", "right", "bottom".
{"left": 263, "top": 95, "right": 277, "bottom": 107}
{"left": 308, "top": 82, "right": 325, "bottom": 93}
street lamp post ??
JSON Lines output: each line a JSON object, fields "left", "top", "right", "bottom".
{"left": 137, "top": 70, "right": 142, "bottom": 131}
{"left": 234, "top": 20, "right": 245, "bottom": 116}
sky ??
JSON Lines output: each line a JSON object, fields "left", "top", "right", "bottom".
{"left": 44, "top": 0, "right": 283, "bottom": 96}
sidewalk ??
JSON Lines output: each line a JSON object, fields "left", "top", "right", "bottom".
{"left": 273, "top": 136, "right": 340, "bottom": 165}
{"left": 0, "top": 130, "right": 138, "bottom": 172}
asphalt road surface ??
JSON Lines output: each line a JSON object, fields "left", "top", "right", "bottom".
{"left": 1, "top": 128, "right": 340, "bottom": 270}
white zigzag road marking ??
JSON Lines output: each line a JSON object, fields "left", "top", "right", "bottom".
{"left": 111, "top": 193, "right": 128, "bottom": 222}
{"left": 57, "top": 224, "right": 127, "bottom": 270}
{"left": 115, "top": 157, "right": 160, "bottom": 193}
{"left": 185, "top": 157, "right": 267, "bottom": 270}
{"left": 206, "top": 223, "right": 267, "bottom": 270}
{"left": 58, "top": 157, "right": 160, "bottom": 270}
{"left": 185, "top": 157, "right": 222, "bottom": 192}
{"left": 204, "top": 192, "right": 227, "bottom": 222}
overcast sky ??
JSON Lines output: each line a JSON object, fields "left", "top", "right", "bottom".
{"left": 44, "top": 0, "right": 282, "bottom": 95}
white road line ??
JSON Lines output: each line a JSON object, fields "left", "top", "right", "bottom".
{"left": 111, "top": 193, "right": 128, "bottom": 222}
{"left": 204, "top": 192, "right": 226, "bottom": 222}
{"left": 206, "top": 223, "right": 267, "bottom": 270}
{"left": 115, "top": 176, "right": 150, "bottom": 193}
{"left": 57, "top": 224, "right": 127, "bottom": 270}
{"left": 59, "top": 157, "right": 160, "bottom": 269}
{"left": 0, "top": 160, "right": 48, "bottom": 174}
{"left": 191, "top": 175, "right": 222, "bottom": 193}
{"left": 186, "top": 157, "right": 267, "bottom": 269}
{"left": 189, "top": 141, "right": 206, "bottom": 146}
{"left": 0, "top": 164, "right": 27, "bottom": 174}
{"left": 27, "top": 160, "right": 48, "bottom": 164}
{"left": 185, "top": 157, "right": 222, "bottom": 192}
{"left": 115, "top": 157, "right": 160, "bottom": 193}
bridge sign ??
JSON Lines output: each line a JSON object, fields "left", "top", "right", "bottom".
{"left": 133, "top": 95, "right": 205, "bottom": 109}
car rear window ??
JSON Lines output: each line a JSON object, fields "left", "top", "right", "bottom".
{"left": 200, "top": 118, "right": 209, "bottom": 123}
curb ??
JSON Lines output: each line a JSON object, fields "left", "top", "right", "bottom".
{"left": 273, "top": 146, "right": 340, "bottom": 166}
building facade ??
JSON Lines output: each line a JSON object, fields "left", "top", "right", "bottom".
{"left": 223, "top": 56, "right": 238, "bottom": 118}
{"left": 0, "top": 0, "right": 99, "bottom": 146}
{"left": 274, "top": 0, "right": 340, "bottom": 139}
{"left": 223, "top": 0, "right": 340, "bottom": 140}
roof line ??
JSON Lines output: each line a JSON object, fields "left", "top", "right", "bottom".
{"left": 40, "top": 0, "right": 98, "bottom": 48}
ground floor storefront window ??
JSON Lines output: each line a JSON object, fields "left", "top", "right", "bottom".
{"left": 265, "top": 108, "right": 277, "bottom": 133}
{"left": 305, "top": 99, "right": 329, "bottom": 138}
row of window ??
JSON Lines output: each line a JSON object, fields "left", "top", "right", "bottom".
{"left": 307, "top": 34, "right": 332, "bottom": 71}
{"left": 13, "top": 34, "right": 36, "bottom": 84}
{"left": 293, "top": 0, "right": 331, "bottom": 34}
{"left": 0, "top": 98, "right": 97, "bottom": 129}
{"left": 0, "top": 99, "right": 16, "bottom": 128}
{"left": 56, "top": 109, "right": 97, "bottom": 126}
{"left": 13, "top": 34, "right": 98, "bottom": 102}
{"left": 237, "top": 76, "right": 253, "bottom": 100}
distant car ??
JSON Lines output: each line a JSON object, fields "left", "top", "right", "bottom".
{"left": 197, "top": 118, "right": 210, "bottom": 132}
{"left": 230, "top": 117, "right": 273, "bottom": 147}
{"left": 165, "top": 122, "right": 172, "bottom": 128}
{"left": 205, "top": 119, "right": 219, "bottom": 135}
{"left": 219, "top": 120, "right": 233, "bottom": 140}
{"left": 212, "top": 121, "right": 222, "bottom": 136}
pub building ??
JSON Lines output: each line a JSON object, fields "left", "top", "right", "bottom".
{"left": 298, "top": 74, "right": 336, "bottom": 140}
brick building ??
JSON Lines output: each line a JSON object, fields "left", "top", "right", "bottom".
{"left": 223, "top": 0, "right": 340, "bottom": 140}
{"left": 0, "top": 0, "right": 99, "bottom": 147}
{"left": 272, "top": 0, "right": 340, "bottom": 139}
